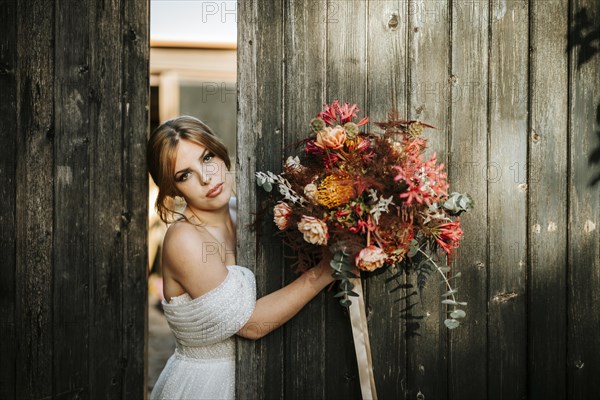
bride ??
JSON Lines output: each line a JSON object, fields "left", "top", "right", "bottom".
{"left": 147, "top": 116, "right": 334, "bottom": 399}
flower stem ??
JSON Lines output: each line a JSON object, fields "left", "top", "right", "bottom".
{"left": 417, "top": 248, "right": 456, "bottom": 304}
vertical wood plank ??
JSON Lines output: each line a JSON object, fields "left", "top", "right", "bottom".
{"left": 282, "top": 1, "right": 328, "bottom": 398}
{"left": 487, "top": 1, "right": 528, "bottom": 399}
{"left": 237, "top": 1, "right": 285, "bottom": 398}
{"left": 0, "top": 0, "right": 17, "bottom": 397}
{"left": 53, "top": 1, "right": 91, "bottom": 397}
{"left": 567, "top": 0, "right": 600, "bottom": 398}
{"left": 121, "top": 0, "right": 149, "bottom": 397}
{"left": 365, "top": 0, "right": 409, "bottom": 398}
{"left": 528, "top": 1, "right": 568, "bottom": 399}
{"left": 325, "top": 0, "right": 367, "bottom": 397}
{"left": 236, "top": 1, "right": 260, "bottom": 397}
{"left": 448, "top": 1, "right": 489, "bottom": 398}
{"left": 15, "top": 0, "right": 55, "bottom": 398}
{"left": 406, "top": 1, "right": 451, "bottom": 398}
{"left": 88, "top": 1, "right": 125, "bottom": 398}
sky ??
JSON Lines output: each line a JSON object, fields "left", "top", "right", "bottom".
{"left": 150, "top": 0, "right": 237, "bottom": 46}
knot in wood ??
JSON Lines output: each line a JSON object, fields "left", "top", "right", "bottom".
{"left": 387, "top": 13, "right": 399, "bottom": 30}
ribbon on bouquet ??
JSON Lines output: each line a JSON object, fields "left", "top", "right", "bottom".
{"left": 348, "top": 276, "right": 378, "bottom": 400}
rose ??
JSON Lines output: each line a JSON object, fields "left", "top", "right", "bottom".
{"left": 303, "top": 183, "right": 318, "bottom": 203}
{"left": 273, "top": 202, "right": 292, "bottom": 230}
{"left": 297, "top": 216, "right": 328, "bottom": 245}
{"left": 315, "top": 125, "right": 346, "bottom": 150}
{"left": 355, "top": 245, "right": 387, "bottom": 271}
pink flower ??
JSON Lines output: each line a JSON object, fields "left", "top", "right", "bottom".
{"left": 315, "top": 125, "right": 346, "bottom": 150}
{"left": 355, "top": 245, "right": 387, "bottom": 272}
{"left": 273, "top": 202, "right": 292, "bottom": 230}
{"left": 297, "top": 216, "right": 328, "bottom": 245}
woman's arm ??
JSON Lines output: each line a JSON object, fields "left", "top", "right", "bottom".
{"left": 237, "top": 255, "right": 334, "bottom": 340}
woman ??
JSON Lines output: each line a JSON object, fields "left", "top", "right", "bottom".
{"left": 148, "top": 116, "right": 334, "bottom": 399}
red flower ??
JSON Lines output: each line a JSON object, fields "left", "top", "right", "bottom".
{"left": 431, "top": 219, "right": 463, "bottom": 263}
{"left": 317, "top": 100, "right": 369, "bottom": 126}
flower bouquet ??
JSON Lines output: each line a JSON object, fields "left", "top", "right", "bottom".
{"left": 257, "top": 100, "right": 472, "bottom": 319}
{"left": 256, "top": 101, "right": 473, "bottom": 397}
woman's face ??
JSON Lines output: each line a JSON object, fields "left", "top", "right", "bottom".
{"left": 173, "top": 139, "right": 233, "bottom": 211}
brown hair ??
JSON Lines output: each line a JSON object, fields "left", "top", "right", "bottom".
{"left": 147, "top": 116, "right": 231, "bottom": 223}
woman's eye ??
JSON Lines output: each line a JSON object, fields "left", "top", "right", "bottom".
{"left": 176, "top": 172, "right": 191, "bottom": 182}
{"left": 203, "top": 152, "right": 214, "bottom": 162}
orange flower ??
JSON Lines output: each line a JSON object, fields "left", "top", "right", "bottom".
{"left": 316, "top": 174, "right": 356, "bottom": 209}
{"left": 315, "top": 125, "right": 346, "bottom": 150}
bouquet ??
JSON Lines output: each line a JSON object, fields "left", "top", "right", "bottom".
{"left": 256, "top": 101, "right": 473, "bottom": 329}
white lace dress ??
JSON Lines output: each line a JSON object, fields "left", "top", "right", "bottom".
{"left": 150, "top": 265, "right": 256, "bottom": 400}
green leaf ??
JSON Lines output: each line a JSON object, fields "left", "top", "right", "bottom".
{"left": 408, "top": 239, "right": 419, "bottom": 257}
{"left": 441, "top": 289, "right": 458, "bottom": 298}
{"left": 444, "top": 318, "right": 460, "bottom": 329}
{"left": 339, "top": 298, "right": 352, "bottom": 307}
{"left": 263, "top": 182, "right": 272, "bottom": 192}
{"left": 450, "top": 309, "right": 466, "bottom": 319}
{"left": 441, "top": 299, "right": 467, "bottom": 306}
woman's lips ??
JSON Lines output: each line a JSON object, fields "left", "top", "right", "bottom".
{"left": 206, "top": 183, "right": 223, "bottom": 198}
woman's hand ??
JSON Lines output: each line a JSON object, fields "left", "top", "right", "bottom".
{"left": 303, "top": 249, "right": 335, "bottom": 288}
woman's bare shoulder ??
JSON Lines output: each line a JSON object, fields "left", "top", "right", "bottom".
{"left": 162, "top": 221, "right": 228, "bottom": 298}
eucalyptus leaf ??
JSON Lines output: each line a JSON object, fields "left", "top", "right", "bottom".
{"left": 450, "top": 309, "right": 466, "bottom": 319}
{"left": 340, "top": 298, "right": 352, "bottom": 307}
{"left": 263, "top": 182, "right": 273, "bottom": 192}
{"left": 441, "top": 299, "right": 458, "bottom": 305}
{"left": 408, "top": 240, "right": 419, "bottom": 257}
{"left": 444, "top": 318, "right": 460, "bottom": 329}
{"left": 441, "top": 289, "right": 458, "bottom": 298}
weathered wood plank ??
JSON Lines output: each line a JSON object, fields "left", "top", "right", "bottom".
{"left": 121, "top": 0, "right": 149, "bottom": 397}
{"left": 53, "top": 2, "right": 91, "bottom": 397}
{"left": 236, "top": 1, "right": 260, "bottom": 398}
{"left": 324, "top": 0, "right": 367, "bottom": 398}
{"left": 448, "top": 1, "right": 489, "bottom": 399}
{"left": 487, "top": 1, "right": 528, "bottom": 399}
{"left": 15, "top": 0, "right": 55, "bottom": 398}
{"left": 88, "top": 1, "right": 125, "bottom": 398}
{"left": 405, "top": 1, "right": 451, "bottom": 398}
{"left": 567, "top": 0, "right": 600, "bottom": 398}
{"left": 282, "top": 1, "right": 328, "bottom": 398}
{"left": 236, "top": 1, "right": 285, "bottom": 398}
{"left": 528, "top": 1, "right": 569, "bottom": 398}
{"left": 0, "top": 0, "right": 17, "bottom": 398}
{"left": 365, "top": 1, "right": 410, "bottom": 398}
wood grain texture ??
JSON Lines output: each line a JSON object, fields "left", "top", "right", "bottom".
{"left": 528, "top": 1, "right": 569, "bottom": 399}
{"left": 405, "top": 1, "right": 451, "bottom": 398}
{"left": 0, "top": 0, "right": 17, "bottom": 398}
{"left": 567, "top": 0, "right": 600, "bottom": 398}
{"left": 88, "top": 1, "right": 126, "bottom": 398}
{"left": 53, "top": 1, "right": 91, "bottom": 398}
{"left": 15, "top": 0, "right": 55, "bottom": 398}
{"left": 448, "top": 1, "right": 489, "bottom": 399}
{"left": 282, "top": 1, "right": 328, "bottom": 398}
{"left": 325, "top": 1, "right": 367, "bottom": 398}
{"left": 236, "top": 1, "right": 285, "bottom": 398}
{"left": 487, "top": 1, "right": 528, "bottom": 399}
{"left": 235, "top": 1, "right": 260, "bottom": 397}
{"left": 121, "top": 0, "right": 149, "bottom": 397}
